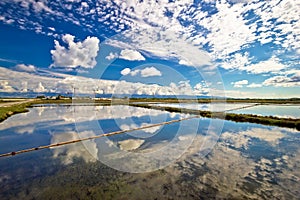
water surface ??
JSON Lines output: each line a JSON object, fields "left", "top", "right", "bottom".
{"left": 0, "top": 105, "right": 299, "bottom": 199}
{"left": 228, "top": 104, "right": 300, "bottom": 119}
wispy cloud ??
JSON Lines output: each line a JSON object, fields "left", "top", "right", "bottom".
{"left": 0, "top": 58, "right": 19, "bottom": 64}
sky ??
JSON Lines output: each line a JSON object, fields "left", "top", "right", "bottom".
{"left": 0, "top": 0, "right": 299, "bottom": 98}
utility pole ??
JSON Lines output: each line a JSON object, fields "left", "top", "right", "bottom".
{"left": 73, "top": 86, "right": 78, "bottom": 99}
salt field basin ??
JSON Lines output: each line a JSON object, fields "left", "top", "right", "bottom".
{"left": 228, "top": 104, "right": 300, "bottom": 119}
{"left": 0, "top": 105, "right": 299, "bottom": 199}
{"left": 149, "top": 103, "right": 300, "bottom": 119}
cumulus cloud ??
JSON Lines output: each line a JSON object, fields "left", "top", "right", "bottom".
{"left": 50, "top": 34, "right": 100, "bottom": 69}
{"left": 33, "top": 82, "right": 47, "bottom": 93}
{"left": 140, "top": 67, "right": 162, "bottom": 77}
{"left": 1, "top": 66, "right": 297, "bottom": 98}
{"left": 120, "top": 68, "right": 131, "bottom": 76}
{"left": 119, "top": 49, "right": 145, "bottom": 61}
{"left": 120, "top": 67, "right": 162, "bottom": 77}
{"left": 15, "top": 64, "right": 36, "bottom": 72}
{"left": 232, "top": 80, "right": 249, "bottom": 88}
{"left": 169, "top": 81, "right": 194, "bottom": 95}
{"left": 0, "top": 80, "right": 16, "bottom": 92}
{"left": 193, "top": 82, "right": 210, "bottom": 95}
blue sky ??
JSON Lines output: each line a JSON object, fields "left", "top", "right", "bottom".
{"left": 0, "top": 0, "right": 299, "bottom": 98}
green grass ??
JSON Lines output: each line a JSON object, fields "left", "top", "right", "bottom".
{"left": 0, "top": 102, "right": 35, "bottom": 122}
{"left": 0, "top": 98, "right": 113, "bottom": 122}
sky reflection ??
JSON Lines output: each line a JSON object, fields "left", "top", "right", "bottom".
{"left": 0, "top": 105, "right": 299, "bottom": 199}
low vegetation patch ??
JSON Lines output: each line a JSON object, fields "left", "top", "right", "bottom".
{"left": 0, "top": 102, "right": 34, "bottom": 122}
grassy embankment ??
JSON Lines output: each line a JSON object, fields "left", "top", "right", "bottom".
{"left": 131, "top": 103, "right": 300, "bottom": 131}
{"left": 0, "top": 101, "right": 36, "bottom": 122}
{"left": 129, "top": 97, "right": 300, "bottom": 104}
{"left": 0, "top": 98, "right": 113, "bottom": 122}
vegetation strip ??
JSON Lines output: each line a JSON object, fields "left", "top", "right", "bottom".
{"left": 131, "top": 104, "right": 300, "bottom": 131}
{"left": 0, "top": 99, "right": 112, "bottom": 122}
{"left": 0, "top": 101, "right": 36, "bottom": 122}
{"left": 129, "top": 98, "right": 300, "bottom": 104}
{"left": 0, "top": 115, "right": 199, "bottom": 158}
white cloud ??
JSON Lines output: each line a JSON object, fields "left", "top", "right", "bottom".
{"left": 120, "top": 67, "right": 162, "bottom": 78}
{"left": 20, "top": 81, "right": 28, "bottom": 93}
{"left": 222, "top": 54, "right": 287, "bottom": 75}
{"left": 0, "top": 58, "right": 18, "bottom": 63}
{"left": 231, "top": 80, "right": 249, "bottom": 88}
{"left": 105, "top": 52, "right": 118, "bottom": 60}
{"left": 0, "top": 16, "right": 14, "bottom": 24}
{"left": 119, "top": 49, "right": 145, "bottom": 61}
{"left": 15, "top": 64, "right": 36, "bottom": 72}
{"left": 198, "top": 1, "right": 257, "bottom": 60}
{"left": 221, "top": 52, "right": 251, "bottom": 70}
{"left": 140, "top": 67, "right": 162, "bottom": 77}
{"left": 0, "top": 80, "right": 16, "bottom": 92}
{"left": 48, "top": 27, "right": 55, "bottom": 31}
{"left": 179, "top": 59, "right": 193, "bottom": 66}
{"left": 263, "top": 74, "right": 300, "bottom": 88}
{"left": 50, "top": 34, "right": 100, "bottom": 69}
{"left": 120, "top": 68, "right": 131, "bottom": 76}
{"left": 169, "top": 80, "right": 195, "bottom": 96}
{"left": 193, "top": 82, "right": 210, "bottom": 95}
{"left": 254, "top": 0, "right": 300, "bottom": 51}
{"left": 1, "top": 0, "right": 299, "bottom": 74}
{"left": 247, "top": 83, "right": 262, "bottom": 88}
{"left": 245, "top": 56, "right": 286, "bottom": 74}
{"left": 33, "top": 82, "right": 47, "bottom": 93}
{"left": 0, "top": 66, "right": 175, "bottom": 96}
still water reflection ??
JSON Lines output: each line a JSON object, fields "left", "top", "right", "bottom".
{"left": 228, "top": 104, "right": 300, "bottom": 119}
{"left": 0, "top": 105, "right": 299, "bottom": 199}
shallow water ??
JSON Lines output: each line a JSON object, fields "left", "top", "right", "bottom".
{"left": 0, "top": 105, "right": 299, "bottom": 199}
{"left": 228, "top": 104, "right": 300, "bottom": 119}
{"left": 152, "top": 103, "right": 300, "bottom": 119}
